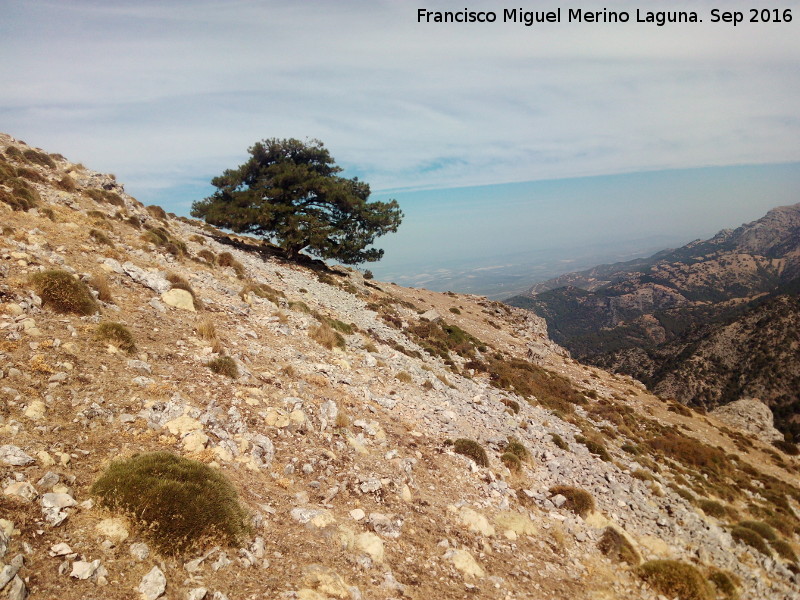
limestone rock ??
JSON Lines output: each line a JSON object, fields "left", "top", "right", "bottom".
{"left": 446, "top": 548, "right": 485, "bottom": 578}
{"left": 138, "top": 566, "right": 166, "bottom": 600}
{"left": 161, "top": 289, "right": 195, "bottom": 311}
{"left": 0, "top": 446, "right": 34, "bottom": 467}
{"left": 354, "top": 532, "right": 384, "bottom": 563}
{"left": 710, "top": 398, "right": 783, "bottom": 443}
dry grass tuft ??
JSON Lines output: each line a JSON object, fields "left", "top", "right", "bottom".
{"left": 196, "top": 318, "right": 217, "bottom": 341}
{"left": 309, "top": 321, "right": 345, "bottom": 350}
{"left": 89, "top": 274, "right": 113, "bottom": 303}
{"left": 90, "top": 452, "right": 249, "bottom": 554}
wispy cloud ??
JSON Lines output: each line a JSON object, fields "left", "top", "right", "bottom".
{"left": 2, "top": 0, "right": 799, "bottom": 207}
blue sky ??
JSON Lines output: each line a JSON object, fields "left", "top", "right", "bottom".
{"left": 2, "top": 0, "right": 799, "bottom": 290}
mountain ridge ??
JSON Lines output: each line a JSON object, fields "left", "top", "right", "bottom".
{"left": 1, "top": 132, "right": 799, "bottom": 599}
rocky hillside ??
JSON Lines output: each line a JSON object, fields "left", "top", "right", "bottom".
{"left": 1, "top": 132, "right": 800, "bottom": 600}
{"left": 506, "top": 204, "right": 800, "bottom": 437}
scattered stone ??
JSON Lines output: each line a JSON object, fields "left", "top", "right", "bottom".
{"left": 3, "top": 482, "right": 37, "bottom": 502}
{"left": 70, "top": 559, "right": 101, "bottom": 580}
{"left": 0, "top": 446, "right": 34, "bottom": 466}
{"left": 186, "top": 589, "right": 208, "bottom": 600}
{"left": 138, "top": 566, "right": 166, "bottom": 600}
{"left": 349, "top": 508, "right": 366, "bottom": 521}
{"left": 354, "top": 532, "right": 384, "bottom": 563}
{"left": 301, "top": 564, "right": 351, "bottom": 599}
{"left": 161, "top": 289, "right": 195, "bottom": 311}
{"left": 130, "top": 542, "right": 150, "bottom": 561}
{"left": 49, "top": 543, "right": 73, "bottom": 557}
{"left": 446, "top": 549, "right": 485, "bottom": 578}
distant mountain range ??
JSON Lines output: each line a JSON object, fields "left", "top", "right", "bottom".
{"left": 507, "top": 203, "right": 800, "bottom": 439}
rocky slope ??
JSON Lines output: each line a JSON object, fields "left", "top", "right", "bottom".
{"left": 506, "top": 204, "right": 800, "bottom": 438}
{"left": 1, "top": 132, "right": 800, "bottom": 600}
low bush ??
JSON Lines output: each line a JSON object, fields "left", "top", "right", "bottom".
{"left": 501, "top": 452, "right": 521, "bottom": 471}
{"left": 146, "top": 204, "right": 168, "bottom": 219}
{"left": 551, "top": 433, "right": 569, "bottom": 451}
{"left": 697, "top": 499, "right": 727, "bottom": 519}
{"left": 90, "top": 452, "right": 249, "bottom": 554}
{"left": 89, "top": 228, "right": 114, "bottom": 247}
{"left": 575, "top": 435, "right": 612, "bottom": 461}
{"left": 85, "top": 188, "right": 124, "bottom": 207}
{"left": 731, "top": 526, "right": 771, "bottom": 555}
{"left": 1, "top": 178, "right": 40, "bottom": 211}
{"left": 738, "top": 520, "right": 777, "bottom": 541}
{"left": 597, "top": 526, "right": 640, "bottom": 565}
{"left": 505, "top": 437, "right": 529, "bottom": 462}
{"left": 637, "top": 560, "right": 713, "bottom": 600}
{"left": 708, "top": 569, "right": 739, "bottom": 600}
{"left": 549, "top": 485, "right": 594, "bottom": 517}
{"left": 30, "top": 270, "right": 98, "bottom": 315}
{"left": 240, "top": 282, "right": 285, "bottom": 305}
{"left": 395, "top": 371, "right": 412, "bottom": 383}
{"left": 773, "top": 440, "right": 800, "bottom": 456}
{"left": 198, "top": 249, "right": 216, "bottom": 264}
{"left": 96, "top": 322, "right": 136, "bottom": 353}
{"left": 453, "top": 438, "right": 488, "bottom": 467}
{"left": 207, "top": 356, "right": 238, "bottom": 379}
{"left": 22, "top": 148, "right": 56, "bottom": 168}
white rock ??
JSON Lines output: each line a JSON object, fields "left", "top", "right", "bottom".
{"left": 41, "top": 492, "right": 76, "bottom": 509}
{"left": 130, "top": 542, "right": 150, "bottom": 560}
{"left": 354, "top": 532, "right": 384, "bottom": 563}
{"left": 138, "top": 566, "right": 167, "bottom": 600}
{"left": 183, "top": 430, "right": 209, "bottom": 453}
{"left": 23, "top": 399, "right": 45, "bottom": 420}
{"left": 445, "top": 549, "right": 485, "bottom": 578}
{"left": 70, "top": 559, "right": 101, "bottom": 580}
{"left": 3, "top": 482, "right": 37, "bottom": 502}
{"left": 186, "top": 589, "right": 208, "bottom": 600}
{"left": 0, "top": 446, "right": 34, "bottom": 466}
{"left": 49, "top": 542, "right": 73, "bottom": 557}
{"left": 349, "top": 509, "right": 366, "bottom": 521}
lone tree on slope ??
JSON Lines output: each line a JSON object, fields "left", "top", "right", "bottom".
{"left": 191, "top": 138, "right": 403, "bottom": 264}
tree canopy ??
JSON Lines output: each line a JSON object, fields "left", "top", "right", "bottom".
{"left": 191, "top": 138, "right": 402, "bottom": 264}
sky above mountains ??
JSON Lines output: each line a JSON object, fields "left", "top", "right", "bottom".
{"left": 2, "top": 0, "right": 799, "bottom": 290}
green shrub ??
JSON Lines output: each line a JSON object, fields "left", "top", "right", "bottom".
{"left": 696, "top": 499, "right": 727, "bottom": 518}
{"left": 738, "top": 520, "right": 778, "bottom": 542}
{"left": 731, "top": 526, "right": 771, "bottom": 555}
{"left": 549, "top": 485, "right": 595, "bottom": 517}
{"left": 708, "top": 569, "right": 739, "bottom": 600}
{"left": 575, "top": 435, "right": 612, "bottom": 462}
{"left": 453, "top": 439, "right": 488, "bottom": 467}
{"left": 30, "top": 270, "right": 98, "bottom": 315}
{"left": 449, "top": 307, "right": 461, "bottom": 315}
{"left": 551, "top": 433, "right": 569, "bottom": 451}
{"left": 89, "top": 228, "right": 114, "bottom": 247}
{"left": 363, "top": 269, "right": 374, "bottom": 280}
{"left": 772, "top": 440, "right": 800, "bottom": 456}
{"left": 207, "top": 356, "right": 238, "bottom": 379}
{"left": 1, "top": 178, "right": 40, "bottom": 211}
{"left": 648, "top": 434, "right": 729, "bottom": 478}
{"left": 22, "top": 148, "right": 56, "bottom": 168}
{"left": 597, "top": 527, "right": 640, "bottom": 565}
{"left": 146, "top": 204, "right": 168, "bottom": 219}
{"left": 771, "top": 539, "right": 798, "bottom": 563}
{"left": 90, "top": 452, "right": 249, "bottom": 554}
{"left": 501, "top": 452, "right": 521, "bottom": 471}
{"left": 96, "top": 322, "right": 136, "bottom": 353}
{"left": 505, "top": 438, "right": 529, "bottom": 462}
{"left": 637, "top": 560, "right": 713, "bottom": 600}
